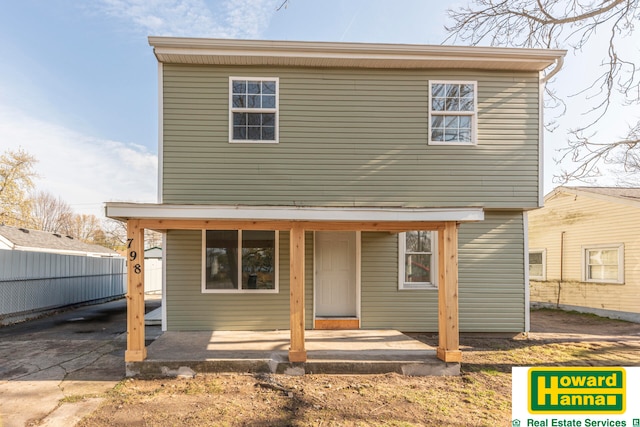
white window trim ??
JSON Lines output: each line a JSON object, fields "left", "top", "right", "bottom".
{"left": 201, "top": 230, "right": 279, "bottom": 293}
{"left": 529, "top": 248, "right": 546, "bottom": 281}
{"left": 229, "top": 76, "right": 279, "bottom": 144}
{"left": 428, "top": 80, "right": 478, "bottom": 146}
{"left": 581, "top": 243, "right": 624, "bottom": 285}
{"left": 398, "top": 231, "right": 438, "bottom": 290}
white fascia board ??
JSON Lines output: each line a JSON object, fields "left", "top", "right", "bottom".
{"left": 148, "top": 37, "right": 566, "bottom": 62}
{"left": 105, "top": 203, "right": 484, "bottom": 223}
{"left": 8, "top": 244, "right": 119, "bottom": 258}
{"left": 11, "top": 245, "right": 91, "bottom": 257}
{"left": 148, "top": 37, "right": 566, "bottom": 71}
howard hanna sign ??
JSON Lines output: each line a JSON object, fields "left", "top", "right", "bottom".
{"left": 512, "top": 367, "right": 640, "bottom": 427}
{"left": 529, "top": 368, "right": 625, "bottom": 414}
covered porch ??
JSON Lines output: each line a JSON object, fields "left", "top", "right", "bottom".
{"left": 106, "top": 203, "right": 484, "bottom": 373}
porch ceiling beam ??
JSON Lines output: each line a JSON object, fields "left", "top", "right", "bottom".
{"left": 137, "top": 219, "right": 450, "bottom": 232}
{"left": 106, "top": 203, "right": 484, "bottom": 224}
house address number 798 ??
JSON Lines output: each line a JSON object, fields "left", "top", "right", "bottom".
{"left": 127, "top": 238, "right": 142, "bottom": 274}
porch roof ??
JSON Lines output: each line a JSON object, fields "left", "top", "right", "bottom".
{"left": 105, "top": 203, "right": 484, "bottom": 226}
{"left": 119, "top": 206, "right": 465, "bottom": 365}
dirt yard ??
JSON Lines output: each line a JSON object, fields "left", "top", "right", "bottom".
{"left": 71, "top": 309, "right": 640, "bottom": 427}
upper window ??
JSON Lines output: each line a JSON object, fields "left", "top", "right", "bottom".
{"left": 202, "top": 230, "right": 279, "bottom": 293}
{"left": 398, "top": 231, "right": 437, "bottom": 290}
{"left": 529, "top": 249, "right": 546, "bottom": 281}
{"left": 428, "top": 81, "right": 477, "bottom": 145}
{"left": 229, "top": 77, "right": 279, "bottom": 143}
{"left": 582, "top": 244, "right": 624, "bottom": 284}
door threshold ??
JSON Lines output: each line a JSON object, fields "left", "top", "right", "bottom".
{"left": 314, "top": 317, "right": 360, "bottom": 330}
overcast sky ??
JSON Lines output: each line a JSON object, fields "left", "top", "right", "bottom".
{"left": 0, "top": 0, "right": 634, "bottom": 217}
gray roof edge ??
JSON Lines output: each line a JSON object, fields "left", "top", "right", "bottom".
{"left": 0, "top": 225, "right": 119, "bottom": 256}
{"left": 547, "top": 186, "right": 640, "bottom": 206}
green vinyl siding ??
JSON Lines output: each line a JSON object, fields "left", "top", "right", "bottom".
{"left": 361, "top": 211, "right": 525, "bottom": 332}
{"left": 165, "top": 229, "right": 314, "bottom": 331}
{"left": 162, "top": 66, "right": 540, "bottom": 209}
{"left": 361, "top": 232, "right": 438, "bottom": 330}
{"left": 458, "top": 211, "right": 526, "bottom": 332}
{"left": 165, "top": 213, "right": 525, "bottom": 332}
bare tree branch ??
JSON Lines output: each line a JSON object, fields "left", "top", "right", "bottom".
{"left": 29, "top": 191, "right": 74, "bottom": 233}
{"left": 276, "top": 0, "right": 289, "bottom": 11}
{"left": 445, "top": 0, "right": 640, "bottom": 183}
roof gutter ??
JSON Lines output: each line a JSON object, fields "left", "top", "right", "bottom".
{"left": 10, "top": 245, "right": 119, "bottom": 258}
{"left": 148, "top": 37, "right": 567, "bottom": 72}
{"left": 540, "top": 56, "right": 564, "bottom": 83}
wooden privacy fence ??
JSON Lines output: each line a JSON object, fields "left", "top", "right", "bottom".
{"left": 0, "top": 250, "right": 126, "bottom": 324}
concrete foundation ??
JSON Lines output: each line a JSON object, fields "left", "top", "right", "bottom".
{"left": 126, "top": 329, "right": 459, "bottom": 377}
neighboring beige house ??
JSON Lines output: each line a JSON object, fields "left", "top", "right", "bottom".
{"left": 528, "top": 186, "right": 640, "bottom": 322}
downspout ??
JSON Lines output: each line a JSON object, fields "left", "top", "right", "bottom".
{"left": 538, "top": 56, "right": 565, "bottom": 207}
{"left": 557, "top": 231, "right": 565, "bottom": 308}
{"left": 157, "top": 61, "right": 164, "bottom": 204}
{"left": 540, "top": 57, "right": 565, "bottom": 85}
{"left": 523, "top": 212, "right": 531, "bottom": 333}
{"left": 539, "top": 57, "right": 567, "bottom": 310}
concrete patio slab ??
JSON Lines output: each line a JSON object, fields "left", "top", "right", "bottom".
{"left": 126, "top": 329, "right": 460, "bottom": 377}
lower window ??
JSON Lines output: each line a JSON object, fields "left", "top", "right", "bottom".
{"left": 582, "top": 244, "right": 624, "bottom": 284}
{"left": 529, "top": 249, "right": 546, "bottom": 280}
{"left": 398, "top": 231, "right": 437, "bottom": 290}
{"left": 202, "top": 230, "right": 279, "bottom": 293}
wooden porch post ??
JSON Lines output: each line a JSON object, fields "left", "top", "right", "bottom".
{"left": 289, "top": 225, "right": 307, "bottom": 362}
{"left": 437, "top": 221, "right": 462, "bottom": 363}
{"left": 125, "top": 219, "right": 147, "bottom": 362}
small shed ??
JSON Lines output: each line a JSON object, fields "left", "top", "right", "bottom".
{"left": 144, "top": 246, "right": 163, "bottom": 294}
{"left": 145, "top": 246, "right": 162, "bottom": 259}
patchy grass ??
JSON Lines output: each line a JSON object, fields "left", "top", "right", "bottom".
{"left": 76, "top": 339, "right": 640, "bottom": 427}
{"left": 75, "top": 310, "right": 640, "bottom": 427}
{"left": 58, "top": 394, "right": 100, "bottom": 404}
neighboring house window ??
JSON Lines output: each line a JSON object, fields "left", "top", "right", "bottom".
{"left": 428, "top": 81, "right": 477, "bottom": 145}
{"left": 582, "top": 244, "right": 624, "bottom": 284}
{"left": 229, "top": 77, "right": 279, "bottom": 143}
{"left": 398, "top": 231, "right": 437, "bottom": 290}
{"left": 202, "top": 230, "right": 279, "bottom": 293}
{"left": 529, "top": 249, "right": 546, "bottom": 280}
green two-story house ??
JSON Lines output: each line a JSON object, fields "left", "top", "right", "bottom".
{"left": 106, "top": 37, "right": 565, "bottom": 364}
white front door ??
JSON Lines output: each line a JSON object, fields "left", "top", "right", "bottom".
{"left": 315, "top": 231, "right": 357, "bottom": 317}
